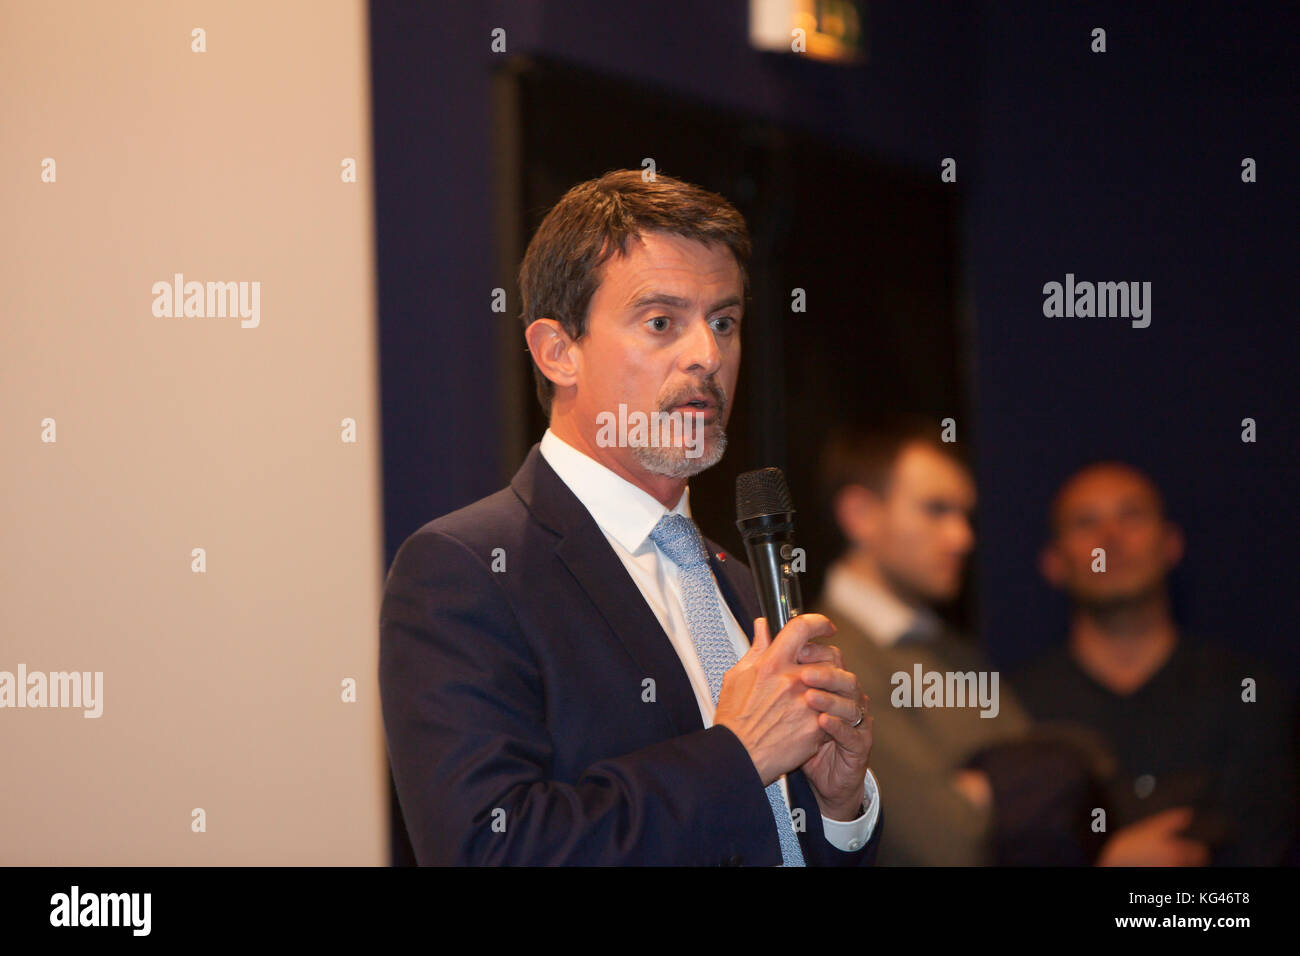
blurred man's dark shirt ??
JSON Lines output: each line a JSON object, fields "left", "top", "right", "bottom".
{"left": 1013, "top": 638, "right": 1297, "bottom": 865}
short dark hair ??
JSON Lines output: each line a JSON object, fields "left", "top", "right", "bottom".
{"left": 517, "top": 169, "right": 751, "bottom": 417}
{"left": 817, "top": 418, "right": 970, "bottom": 550}
{"left": 818, "top": 417, "right": 969, "bottom": 503}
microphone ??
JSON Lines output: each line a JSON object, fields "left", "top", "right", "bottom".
{"left": 735, "top": 467, "right": 804, "bottom": 633}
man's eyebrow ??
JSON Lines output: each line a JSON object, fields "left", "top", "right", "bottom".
{"left": 626, "top": 291, "right": 743, "bottom": 313}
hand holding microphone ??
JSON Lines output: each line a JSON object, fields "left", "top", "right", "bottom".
{"left": 714, "top": 468, "right": 872, "bottom": 816}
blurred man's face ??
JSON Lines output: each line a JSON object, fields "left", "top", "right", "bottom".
{"left": 1041, "top": 465, "right": 1182, "bottom": 611}
{"left": 859, "top": 443, "right": 976, "bottom": 604}
{"left": 548, "top": 230, "right": 741, "bottom": 481}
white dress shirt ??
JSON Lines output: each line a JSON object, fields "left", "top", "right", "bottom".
{"left": 822, "top": 560, "right": 943, "bottom": 647}
{"left": 539, "top": 428, "right": 880, "bottom": 854}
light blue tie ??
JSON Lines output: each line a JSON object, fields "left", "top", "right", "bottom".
{"left": 649, "top": 511, "right": 806, "bottom": 867}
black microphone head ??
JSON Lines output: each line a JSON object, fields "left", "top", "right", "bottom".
{"left": 736, "top": 467, "right": 793, "bottom": 522}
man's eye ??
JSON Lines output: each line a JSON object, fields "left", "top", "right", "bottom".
{"left": 711, "top": 315, "right": 738, "bottom": 333}
{"left": 648, "top": 316, "right": 671, "bottom": 331}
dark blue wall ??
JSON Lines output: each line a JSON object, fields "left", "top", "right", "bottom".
{"left": 371, "top": 1, "right": 1298, "bottom": 676}
{"left": 968, "top": 3, "right": 1298, "bottom": 672}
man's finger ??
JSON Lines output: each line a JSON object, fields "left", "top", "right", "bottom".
{"left": 798, "top": 643, "right": 838, "bottom": 664}
{"left": 817, "top": 709, "right": 868, "bottom": 754}
{"left": 798, "top": 664, "right": 859, "bottom": 697}
{"left": 804, "top": 687, "right": 861, "bottom": 722}
{"left": 769, "top": 612, "right": 836, "bottom": 665}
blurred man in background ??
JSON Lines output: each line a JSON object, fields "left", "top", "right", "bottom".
{"left": 814, "top": 420, "right": 1105, "bottom": 865}
{"left": 1014, "top": 462, "right": 1297, "bottom": 865}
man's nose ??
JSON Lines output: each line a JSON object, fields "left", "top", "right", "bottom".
{"left": 680, "top": 317, "right": 722, "bottom": 374}
{"left": 1097, "top": 514, "right": 1124, "bottom": 546}
{"left": 952, "top": 516, "right": 975, "bottom": 553}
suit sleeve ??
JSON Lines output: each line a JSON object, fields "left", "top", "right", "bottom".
{"left": 379, "top": 527, "right": 782, "bottom": 865}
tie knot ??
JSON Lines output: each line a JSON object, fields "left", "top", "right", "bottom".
{"left": 649, "top": 512, "right": 710, "bottom": 569}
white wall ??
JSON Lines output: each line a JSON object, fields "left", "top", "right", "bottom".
{"left": 0, "top": 0, "right": 388, "bottom": 864}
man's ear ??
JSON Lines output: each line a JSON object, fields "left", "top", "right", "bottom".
{"left": 1161, "top": 521, "right": 1185, "bottom": 571}
{"left": 833, "top": 484, "right": 882, "bottom": 546}
{"left": 525, "top": 318, "right": 578, "bottom": 391}
{"left": 1039, "top": 542, "right": 1067, "bottom": 588}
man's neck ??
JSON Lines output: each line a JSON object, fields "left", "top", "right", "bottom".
{"left": 1068, "top": 595, "right": 1178, "bottom": 696}
{"left": 842, "top": 550, "right": 923, "bottom": 613}
{"left": 548, "top": 417, "right": 687, "bottom": 510}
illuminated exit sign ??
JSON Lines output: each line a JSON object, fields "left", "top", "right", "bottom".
{"left": 749, "top": 0, "right": 868, "bottom": 64}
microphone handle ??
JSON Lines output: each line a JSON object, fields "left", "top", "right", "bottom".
{"left": 737, "top": 515, "right": 804, "bottom": 632}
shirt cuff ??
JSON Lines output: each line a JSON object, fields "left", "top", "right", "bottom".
{"left": 820, "top": 768, "right": 881, "bottom": 853}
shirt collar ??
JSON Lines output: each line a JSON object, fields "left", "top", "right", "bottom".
{"left": 823, "top": 560, "right": 942, "bottom": 646}
{"left": 539, "top": 428, "right": 689, "bottom": 554}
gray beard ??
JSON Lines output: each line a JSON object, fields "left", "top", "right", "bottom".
{"left": 633, "top": 428, "right": 728, "bottom": 478}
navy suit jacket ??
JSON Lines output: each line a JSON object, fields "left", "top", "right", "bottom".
{"left": 379, "top": 442, "right": 883, "bottom": 865}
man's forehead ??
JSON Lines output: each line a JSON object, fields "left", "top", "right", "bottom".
{"left": 1057, "top": 469, "right": 1162, "bottom": 518}
{"left": 893, "top": 444, "right": 973, "bottom": 494}
{"left": 602, "top": 234, "right": 741, "bottom": 292}
{"left": 624, "top": 289, "right": 744, "bottom": 312}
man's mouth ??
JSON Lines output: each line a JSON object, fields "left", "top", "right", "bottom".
{"left": 671, "top": 395, "right": 718, "bottom": 412}
{"left": 672, "top": 401, "right": 718, "bottom": 423}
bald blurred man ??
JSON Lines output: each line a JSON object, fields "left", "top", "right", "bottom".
{"left": 1014, "top": 462, "right": 1297, "bottom": 865}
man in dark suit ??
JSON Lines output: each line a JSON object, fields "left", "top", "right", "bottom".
{"left": 379, "top": 170, "right": 882, "bottom": 865}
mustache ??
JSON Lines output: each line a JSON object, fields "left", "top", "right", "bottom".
{"left": 661, "top": 381, "right": 727, "bottom": 412}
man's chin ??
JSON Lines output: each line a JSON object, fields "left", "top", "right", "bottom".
{"left": 1071, "top": 582, "right": 1163, "bottom": 615}
{"left": 926, "top": 583, "right": 963, "bottom": 605}
{"left": 880, "top": 570, "right": 954, "bottom": 610}
{"left": 633, "top": 432, "right": 727, "bottom": 479}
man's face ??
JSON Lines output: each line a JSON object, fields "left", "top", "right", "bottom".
{"left": 870, "top": 443, "right": 976, "bottom": 604}
{"left": 566, "top": 231, "right": 742, "bottom": 479}
{"left": 1041, "top": 466, "right": 1181, "bottom": 610}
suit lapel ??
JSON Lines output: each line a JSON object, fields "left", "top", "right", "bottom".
{"left": 512, "top": 444, "right": 704, "bottom": 738}
{"left": 513, "top": 444, "right": 834, "bottom": 849}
